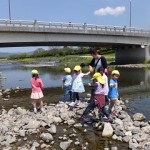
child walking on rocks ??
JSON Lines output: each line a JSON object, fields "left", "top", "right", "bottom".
{"left": 69, "top": 65, "right": 90, "bottom": 107}
{"left": 60, "top": 67, "right": 73, "bottom": 104}
{"left": 108, "top": 70, "right": 120, "bottom": 117}
{"left": 81, "top": 73, "right": 113, "bottom": 123}
{"left": 30, "top": 70, "right": 44, "bottom": 113}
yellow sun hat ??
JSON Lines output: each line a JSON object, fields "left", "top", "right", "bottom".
{"left": 91, "top": 72, "right": 105, "bottom": 84}
{"left": 112, "top": 70, "right": 120, "bottom": 76}
{"left": 31, "top": 69, "right": 39, "bottom": 75}
{"left": 74, "top": 65, "right": 81, "bottom": 71}
{"left": 64, "top": 67, "right": 71, "bottom": 73}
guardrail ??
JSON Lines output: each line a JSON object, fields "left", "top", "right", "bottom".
{"left": 0, "top": 19, "right": 150, "bottom": 35}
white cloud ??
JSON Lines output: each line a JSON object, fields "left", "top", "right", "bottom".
{"left": 94, "top": 6, "right": 125, "bottom": 16}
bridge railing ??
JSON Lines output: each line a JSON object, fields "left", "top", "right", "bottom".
{"left": 0, "top": 19, "right": 150, "bottom": 35}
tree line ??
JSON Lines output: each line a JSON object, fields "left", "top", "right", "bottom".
{"left": 8, "top": 47, "right": 114, "bottom": 60}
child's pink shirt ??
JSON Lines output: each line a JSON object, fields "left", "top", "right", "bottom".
{"left": 30, "top": 78, "right": 44, "bottom": 93}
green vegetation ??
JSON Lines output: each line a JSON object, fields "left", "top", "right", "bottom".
{"left": 7, "top": 47, "right": 115, "bottom": 69}
{"left": 8, "top": 47, "right": 92, "bottom": 60}
{"left": 145, "top": 60, "right": 150, "bottom": 64}
{"left": 8, "top": 53, "right": 30, "bottom": 60}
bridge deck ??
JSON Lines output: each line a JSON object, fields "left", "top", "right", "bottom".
{"left": 0, "top": 19, "right": 149, "bottom": 37}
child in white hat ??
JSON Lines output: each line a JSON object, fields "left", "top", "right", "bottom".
{"left": 59, "top": 67, "right": 73, "bottom": 104}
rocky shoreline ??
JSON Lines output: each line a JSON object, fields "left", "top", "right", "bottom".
{"left": 111, "top": 64, "right": 150, "bottom": 68}
{"left": 0, "top": 90, "right": 150, "bottom": 150}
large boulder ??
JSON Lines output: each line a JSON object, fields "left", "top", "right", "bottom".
{"left": 102, "top": 123, "right": 113, "bottom": 137}
{"left": 59, "top": 140, "right": 72, "bottom": 150}
{"left": 133, "top": 113, "right": 145, "bottom": 121}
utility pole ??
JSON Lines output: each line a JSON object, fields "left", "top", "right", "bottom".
{"left": 8, "top": 0, "right": 11, "bottom": 21}
{"left": 129, "top": 0, "right": 131, "bottom": 27}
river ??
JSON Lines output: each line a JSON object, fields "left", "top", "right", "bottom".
{"left": 1, "top": 63, "right": 150, "bottom": 118}
{"left": 0, "top": 62, "right": 150, "bottom": 149}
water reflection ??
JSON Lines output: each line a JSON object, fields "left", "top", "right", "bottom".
{"left": 117, "top": 68, "right": 150, "bottom": 87}
{"left": 1, "top": 63, "right": 150, "bottom": 92}
{"left": 0, "top": 64, "right": 90, "bottom": 89}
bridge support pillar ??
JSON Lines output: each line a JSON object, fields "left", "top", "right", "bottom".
{"left": 115, "top": 45, "right": 150, "bottom": 64}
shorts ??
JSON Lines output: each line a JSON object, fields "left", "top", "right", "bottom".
{"left": 109, "top": 98, "right": 118, "bottom": 101}
{"left": 31, "top": 91, "right": 44, "bottom": 99}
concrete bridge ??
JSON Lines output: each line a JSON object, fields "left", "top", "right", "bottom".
{"left": 0, "top": 19, "right": 150, "bottom": 64}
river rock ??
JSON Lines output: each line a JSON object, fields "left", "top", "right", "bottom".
{"left": 131, "top": 127, "right": 141, "bottom": 134}
{"left": 133, "top": 113, "right": 145, "bottom": 121}
{"left": 141, "top": 125, "right": 150, "bottom": 133}
{"left": 25, "top": 120, "right": 41, "bottom": 129}
{"left": 53, "top": 116, "right": 62, "bottom": 123}
{"left": 114, "top": 129, "right": 124, "bottom": 137}
{"left": 133, "top": 121, "right": 141, "bottom": 127}
{"left": 59, "top": 140, "right": 72, "bottom": 150}
{"left": 19, "top": 130, "right": 26, "bottom": 137}
{"left": 122, "top": 135, "right": 132, "bottom": 143}
{"left": 74, "top": 140, "right": 80, "bottom": 145}
{"left": 15, "top": 107, "right": 27, "bottom": 115}
{"left": 67, "top": 119, "right": 75, "bottom": 125}
{"left": 74, "top": 123, "right": 83, "bottom": 128}
{"left": 41, "top": 143, "right": 47, "bottom": 149}
{"left": 114, "top": 118, "right": 123, "bottom": 126}
{"left": 111, "top": 146, "right": 118, "bottom": 150}
{"left": 124, "top": 122, "right": 134, "bottom": 131}
{"left": 132, "top": 133, "right": 149, "bottom": 142}
{"left": 47, "top": 124, "right": 57, "bottom": 134}
{"left": 3, "top": 89, "right": 11, "bottom": 94}
{"left": 140, "top": 122, "right": 149, "bottom": 127}
{"left": 102, "top": 123, "right": 113, "bottom": 137}
{"left": 143, "top": 142, "right": 150, "bottom": 150}
{"left": 40, "top": 133, "right": 53, "bottom": 142}
{"left": 3, "top": 135, "right": 16, "bottom": 145}
{"left": 32, "top": 141, "right": 40, "bottom": 147}
{"left": 129, "top": 142, "right": 139, "bottom": 150}
{"left": 30, "top": 145, "right": 36, "bottom": 150}
{"left": 60, "top": 112, "right": 70, "bottom": 121}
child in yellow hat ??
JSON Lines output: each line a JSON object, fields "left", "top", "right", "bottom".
{"left": 69, "top": 65, "right": 90, "bottom": 107}
{"left": 108, "top": 70, "right": 120, "bottom": 117}
{"left": 80, "top": 72, "right": 113, "bottom": 123}
{"left": 30, "top": 69, "right": 44, "bottom": 113}
{"left": 89, "top": 72, "right": 106, "bottom": 109}
{"left": 59, "top": 67, "right": 73, "bottom": 104}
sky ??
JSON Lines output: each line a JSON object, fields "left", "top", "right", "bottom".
{"left": 0, "top": 0, "right": 149, "bottom": 53}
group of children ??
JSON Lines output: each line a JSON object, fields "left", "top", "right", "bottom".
{"left": 30, "top": 65, "right": 120, "bottom": 123}
{"left": 60, "top": 65, "right": 90, "bottom": 107}
{"left": 80, "top": 68, "right": 120, "bottom": 123}
{"left": 60, "top": 65, "right": 120, "bottom": 123}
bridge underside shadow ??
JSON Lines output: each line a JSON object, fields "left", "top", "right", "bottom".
{"left": 115, "top": 45, "right": 150, "bottom": 64}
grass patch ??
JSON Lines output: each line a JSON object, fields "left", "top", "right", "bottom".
{"left": 11, "top": 53, "right": 115, "bottom": 69}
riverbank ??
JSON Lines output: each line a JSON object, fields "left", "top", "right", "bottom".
{"left": 1, "top": 59, "right": 150, "bottom": 149}
{"left": 0, "top": 88, "right": 150, "bottom": 150}
{"left": 0, "top": 96, "right": 127, "bottom": 150}
{"left": 112, "top": 64, "right": 150, "bottom": 68}
{"left": 2, "top": 54, "right": 150, "bottom": 70}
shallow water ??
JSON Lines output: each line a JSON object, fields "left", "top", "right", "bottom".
{"left": 1, "top": 63, "right": 150, "bottom": 149}
{"left": 0, "top": 87, "right": 130, "bottom": 150}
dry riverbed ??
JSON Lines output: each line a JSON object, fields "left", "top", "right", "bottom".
{"left": 1, "top": 87, "right": 150, "bottom": 150}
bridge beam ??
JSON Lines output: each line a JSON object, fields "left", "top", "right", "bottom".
{"left": 115, "top": 45, "right": 150, "bottom": 64}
